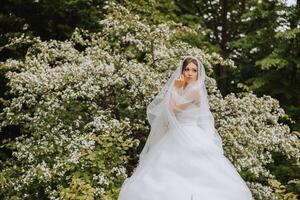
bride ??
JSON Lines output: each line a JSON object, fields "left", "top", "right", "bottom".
{"left": 117, "top": 56, "right": 253, "bottom": 200}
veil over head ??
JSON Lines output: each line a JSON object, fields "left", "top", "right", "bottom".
{"left": 139, "top": 56, "right": 224, "bottom": 163}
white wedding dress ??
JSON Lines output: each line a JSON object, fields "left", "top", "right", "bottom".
{"left": 118, "top": 56, "right": 253, "bottom": 200}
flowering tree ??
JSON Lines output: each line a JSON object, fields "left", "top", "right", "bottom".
{"left": 0, "top": 3, "right": 299, "bottom": 200}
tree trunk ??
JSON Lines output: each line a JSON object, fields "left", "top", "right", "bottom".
{"left": 219, "top": 0, "right": 229, "bottom": 94}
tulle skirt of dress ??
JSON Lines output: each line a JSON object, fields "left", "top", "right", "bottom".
{"left": 117, "top": 123, "right": 253, "bottom": 200}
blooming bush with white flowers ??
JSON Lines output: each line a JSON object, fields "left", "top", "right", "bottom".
{"left": 0, "top": 3, "right": 299, "bottom": 200}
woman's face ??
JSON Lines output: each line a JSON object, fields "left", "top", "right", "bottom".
{"left": 183, "top": 62, "right": 198, "bottom": 84}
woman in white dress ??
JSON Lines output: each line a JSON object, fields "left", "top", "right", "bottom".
{"left": 117, "top": 56, "right": 253, "bottom": 200}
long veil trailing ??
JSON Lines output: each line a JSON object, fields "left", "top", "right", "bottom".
{"left": 139, "top": 56, "right": 224, "bottom": 164}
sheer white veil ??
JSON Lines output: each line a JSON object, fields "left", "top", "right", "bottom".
{"left": 139, "top": 55, "right": 224, "bottom": 163}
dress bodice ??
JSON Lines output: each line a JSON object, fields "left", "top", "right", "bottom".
{"left": 175, "top": 107, "right": 200, "bottom": 125}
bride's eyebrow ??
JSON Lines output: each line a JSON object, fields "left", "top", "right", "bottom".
{"left": 189, "top": 67, "right": 197, "bottom": 71}
{"left": 185, "top": 66, "right": 197, "bottom": 70}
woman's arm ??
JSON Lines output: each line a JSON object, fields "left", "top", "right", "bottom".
{"left": 170, "top": 87, "right": 200, "bottom": 112}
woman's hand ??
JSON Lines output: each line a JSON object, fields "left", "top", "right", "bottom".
{"left": 174, "top": 74, "right": 186, "bottom": 90}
